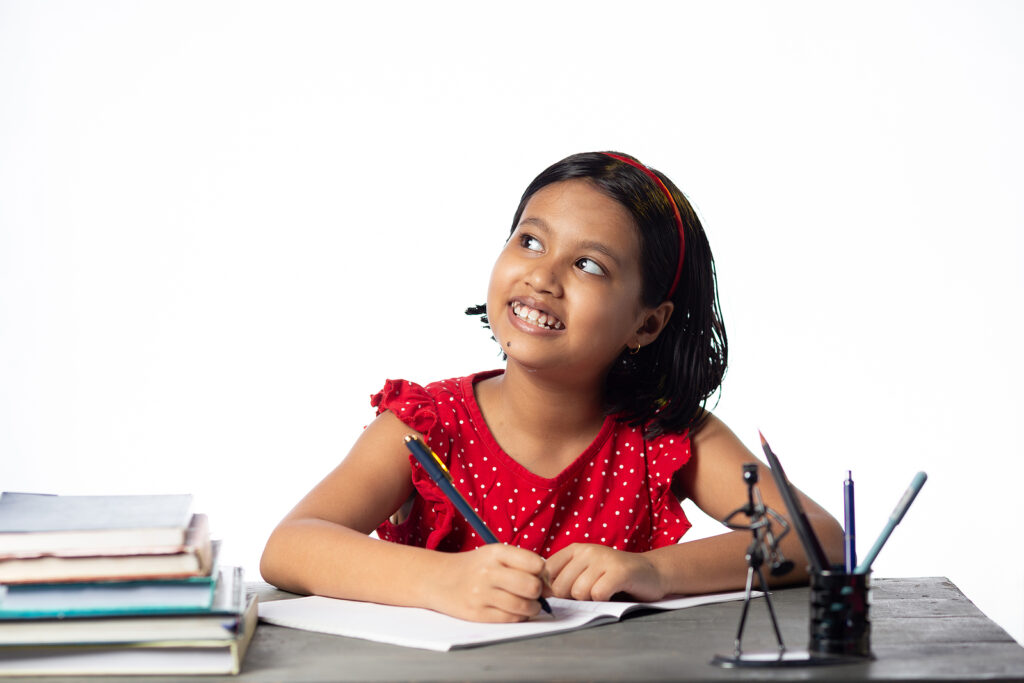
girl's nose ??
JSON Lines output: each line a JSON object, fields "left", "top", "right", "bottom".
{"left": 526, "top": 262, "right": 563, "bottom": 297}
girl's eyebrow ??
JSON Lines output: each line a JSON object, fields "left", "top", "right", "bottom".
{"left": 519, "top": 216, "right": 622, "bottom": 268}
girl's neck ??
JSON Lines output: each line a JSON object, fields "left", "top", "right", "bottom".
{"left": 477, "top": 362, "right": 607, "bottom": 451}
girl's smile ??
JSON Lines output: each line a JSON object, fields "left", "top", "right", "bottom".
{"left": 510, "top": 298, "right": 565, "bottom": 331}
{"left": 486, "top": 179, "right": 667, "bottom": 380}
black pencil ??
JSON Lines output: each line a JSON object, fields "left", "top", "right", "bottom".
{"left": 404, "top": 436, "right": 553, "bottom": 616}
{"left": 759, "top": 431, "right": 829, "bottom": 574}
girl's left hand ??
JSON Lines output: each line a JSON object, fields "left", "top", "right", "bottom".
{"left": 545, "top": 543, "right": 665, "bottom": 602}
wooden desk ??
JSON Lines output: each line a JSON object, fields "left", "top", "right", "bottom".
{"left": 11, "top": 577, "right": 1023, "bottom": 681}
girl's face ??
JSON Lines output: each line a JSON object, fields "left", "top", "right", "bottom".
{"left": 486, "top": 179, "right": 672, "bottom": 385}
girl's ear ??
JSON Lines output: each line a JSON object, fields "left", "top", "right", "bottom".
{"left": 634, "top": 301, "right": 675, "bottom": 348}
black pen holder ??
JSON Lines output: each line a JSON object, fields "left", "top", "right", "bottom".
{"left": 809, "top": 569, "right": 872, "bottom": 658}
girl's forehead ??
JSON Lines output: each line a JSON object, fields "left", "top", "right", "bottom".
{"left": 518, "top": 179, "right": 639, "bottom": 250}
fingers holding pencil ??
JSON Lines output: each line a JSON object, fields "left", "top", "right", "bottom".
{"left": 438, "top": 544, "right": 552, "bottom": 622}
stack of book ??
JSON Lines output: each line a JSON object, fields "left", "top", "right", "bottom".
{"left": 0, "top": 492, "right": 256, "bottom": 677}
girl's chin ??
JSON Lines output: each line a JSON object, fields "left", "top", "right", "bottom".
{"left": 500, "top": 343, "right": 566, "bottom": 370}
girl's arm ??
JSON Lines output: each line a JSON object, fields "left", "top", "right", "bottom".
{"left": 259, "top": 410, "right": 548, "bottom": 622}
{"left": 546, "top": 414, "right": 844, "bottom": 601}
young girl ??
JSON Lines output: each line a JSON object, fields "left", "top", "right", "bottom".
{"left": 260, "top": 151, "right": 844, "bottom": 623}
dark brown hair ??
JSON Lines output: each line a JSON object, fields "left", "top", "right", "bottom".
{"left": 467, "top": 152, "right": 727, "bottom": 437}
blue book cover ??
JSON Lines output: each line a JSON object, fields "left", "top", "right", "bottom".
{"left": 0, "top": 565, "right": 239, "bottom": 620}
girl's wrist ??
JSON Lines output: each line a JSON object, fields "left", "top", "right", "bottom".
{"left": 414, "top": 548, "right": 456, "bottom": 613}
{"left": 644, "top": 546, "right": 685, "bottom": 597}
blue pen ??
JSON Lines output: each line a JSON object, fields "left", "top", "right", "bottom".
{"left": 403, "top": 435, "right": 553, "bottom": 615}
{"left": 855, "top": 471, "right": 927, "bottom": 574}
{"left": 844, "top": 470, "right": 856, "bottom": 574}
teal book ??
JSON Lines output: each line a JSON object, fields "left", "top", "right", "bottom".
{"left": 0, "top": 567, "right": 244, "bottom": 644}
{"left": 0, "top": 574, "right": 217, "bottom": 619}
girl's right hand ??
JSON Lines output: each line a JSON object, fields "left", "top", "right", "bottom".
{"left": 430, "top": 544, "right": 549, "bottom": 622}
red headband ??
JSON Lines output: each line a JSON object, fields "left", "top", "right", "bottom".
{"left": 602, "top": 152, "right": 685, "bottom": 299}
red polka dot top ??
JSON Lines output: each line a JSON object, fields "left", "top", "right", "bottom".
{"left": 372, "top": 370, "right": 693, "bottom": 557}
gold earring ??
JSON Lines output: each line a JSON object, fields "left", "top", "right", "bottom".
{"left": 629, "top": 342, "right": 641, "bottom": 355}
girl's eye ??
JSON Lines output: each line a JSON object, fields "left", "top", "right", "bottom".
{"left": 576, "top": 258, "right": 605, "bottom": 276}
{"left": 520, "top": 234, "right": 543, "bottom": 252}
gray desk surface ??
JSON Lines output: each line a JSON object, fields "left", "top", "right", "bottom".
{"left": 10, "top": 577, "right": 1024, "bottom": 681}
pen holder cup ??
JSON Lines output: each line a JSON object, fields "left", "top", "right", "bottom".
{"left": 809, "top": 569, "right": 871, "bottom": 658}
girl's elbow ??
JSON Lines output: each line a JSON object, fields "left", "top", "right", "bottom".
{"left": 259, "top": 526, "right": 292, "bottom": 588}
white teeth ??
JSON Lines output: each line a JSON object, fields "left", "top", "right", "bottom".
{"left": 511, "top": 303, "right": 563, "bottom": 330}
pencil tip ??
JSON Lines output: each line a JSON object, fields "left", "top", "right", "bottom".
{"left": 758, "top": 430, "right": 766, "bottom": 446}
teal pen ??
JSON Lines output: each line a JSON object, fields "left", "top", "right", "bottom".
{"left": 855, "top": 471, "right": 927, "bottom": 574}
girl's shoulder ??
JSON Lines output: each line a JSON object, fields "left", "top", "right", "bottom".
{"left": 609, "top": 415, "right": 692, "bottom": 450}
{"left": 602, "top": 420, "right": 693, "bottom": 482}
{"left": 370, "top": 370, "right": 503, "bottom": 435}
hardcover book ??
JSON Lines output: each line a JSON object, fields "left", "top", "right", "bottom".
{"left": 0, "top": 595, "right": 257, "bottom": 676}
{"left": 0, "top": 492, "right": 195, "bottom": 559}
{"left": 0, "top": 514, "right": 212, "bottom": 584}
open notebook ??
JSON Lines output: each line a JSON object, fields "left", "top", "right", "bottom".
{"left": 258, "top": 590, "right": 756, "bottom": 651}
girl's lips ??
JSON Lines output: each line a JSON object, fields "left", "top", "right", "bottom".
{"left": 507, "top": 301, "right": 565, "bottom": 332}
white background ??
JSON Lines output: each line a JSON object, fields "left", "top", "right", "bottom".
{"left": 2, "top": 1, "right": 1022, "bottom": 645}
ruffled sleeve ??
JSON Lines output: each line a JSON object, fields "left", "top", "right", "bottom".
{"left": 370, "top": 379, "right": 457, "bottom": 550}
{"left": 646, "top": 431, "right": 693, "bottom": 548}
{"left": 370, "top": 378, "right": 439, "bottom": 437}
